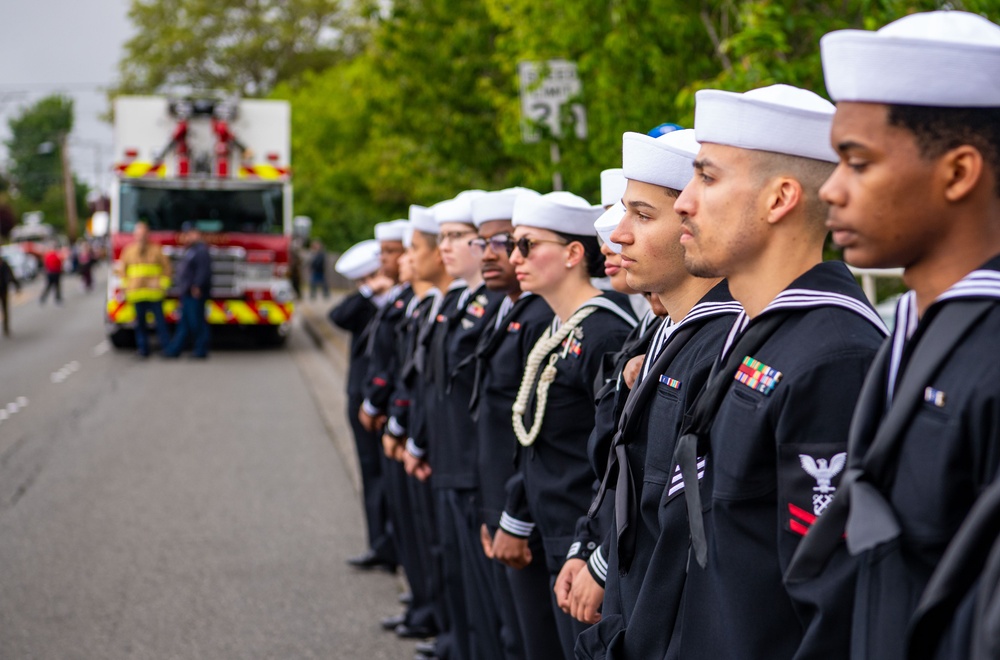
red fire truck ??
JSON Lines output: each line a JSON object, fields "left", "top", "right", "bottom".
{"left": 106, "top": 95, "right": 295, "bottom": 347}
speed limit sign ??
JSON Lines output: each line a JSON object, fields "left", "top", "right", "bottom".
{"left": 518, "top": 60, "right": 588, "bottom": 144}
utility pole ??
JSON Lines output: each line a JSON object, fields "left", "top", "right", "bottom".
{"left": 59, "top": 134, "right": 79, "bottom": 242}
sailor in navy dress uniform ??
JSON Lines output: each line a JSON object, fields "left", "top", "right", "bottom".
{"left": 383, "top": 281, "right": 439, "bottom": 638}
{"left": 572, "top": 129, "right": 741, "bottom": 659}
{"left": 410, "top": 191, "right": 508, "bottom": 660}
{"left": 554, "top": 202, "right": 666, "bottom": 626}
{"left": 360, "top": 221, "right": 421, "bottom": 632}
{"left": 468, "top": 188, "right": 565, "bottom": 660}
{"left": 327, "top": 239, "right": 397, "bottom": 572}
{"left": 383, "top": 204, "right": 456, "bottom": 643}
{"left": 359, "top": 219, "right": 413, "bottom": 435}
{"left": 665, "top": 85, "right": 887, "bottom": 660}
{"left": 785, "top": 12, "right": 1000, "bottom": 660}
{"left": 500, "top": 191, "right": 637, "bottom": 659}
{"left": 402, "top": 214, "right": 467, "bottom": 657}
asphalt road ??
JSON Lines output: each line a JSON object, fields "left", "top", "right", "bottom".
{"left": 0, "top": 266, "right": 411, "bottom": 659}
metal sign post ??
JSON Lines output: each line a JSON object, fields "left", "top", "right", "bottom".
{"left": 518, "top": 60, "right": 587, "bottom": 191}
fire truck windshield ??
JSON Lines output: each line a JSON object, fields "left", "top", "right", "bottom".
{"left": 119, "top": 184, "right": 284, "bottom": 235}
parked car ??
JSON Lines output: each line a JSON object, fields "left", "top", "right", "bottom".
{"left": 1, "top": 245, "right": 39, "bottom": 282}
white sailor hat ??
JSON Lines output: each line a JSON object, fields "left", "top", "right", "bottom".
{"left": 433, "top": 190, "right": 487, "bottom": 226}
{"left": 512, "top": 191, "right": 605, "bottom": 237}
{"left": 335, "top": 239, "right": 381, "bottom": 280}
{"left": 822, "top": 11, "right": 1000, "bottom": 107}
{"left": 694, "top": 84, "right": 838, "bottom": 163}
{"left": 374, "top": 219, "right": 409, "bottom": 242}
{"left": 622, "top": 129, "right": 700, "bottom": 191}
{"left": 594, "top": 202, "right": 626, "bottom": 255}
{"left": 600, "top": 168, "right": 627, "bottom": 207}
{"left": 471, "top": 187, "right": 540, "bottom": 227}
{"left": 408, "top": 204, "right": 438, "bottom": 235}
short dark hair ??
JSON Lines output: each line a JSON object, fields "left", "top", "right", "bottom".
{"left": 887, "top": 104, "right": 1000, "bottom": 197}
{"left": 556, "top": 232, "right": 605, "bottom": 278}
{"left": 416, "top": 230, "right": 438, "bottom": 248}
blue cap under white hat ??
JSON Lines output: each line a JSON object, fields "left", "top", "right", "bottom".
{"left": 622, "top": 129, "right": 700, "bottom": 192}
{"left": 513, "top": 191, "right": 605, "bottom": 237}
{"left": 600, "top": 169, "right": 627, "bottom": 207}
{"left": 375, "top": 219, "right": 409, "bottom": 242}
{"left": 821, "top": 11, "right": 1000, "bottom": 107}
{"left": 335, "top": 239, "right": 381, "bottom": 280}
{"left": 594, "top": 203, "right": 626, "bottom": 255}
{"left": 694, "top": 84, "right": 838, "bottom": 163}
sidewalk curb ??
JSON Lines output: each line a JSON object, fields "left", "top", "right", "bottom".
{"left": 298, "top": 295, "right": 351, "bottom": 373}
{"left": 293, "top": 294, "right": 363, "bottom": 495}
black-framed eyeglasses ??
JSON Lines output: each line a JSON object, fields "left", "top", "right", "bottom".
{"left": 512, "top": 236, "right": 568, "bottom": 258}
{"left": 469, "top": 234, "right": 515, "bottom": 256}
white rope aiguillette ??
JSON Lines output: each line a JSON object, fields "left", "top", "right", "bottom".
{"left": 512, "top": 306, "right": 597, "bottom": 447}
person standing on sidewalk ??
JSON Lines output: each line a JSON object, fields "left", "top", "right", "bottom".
{"left": 77, "top": 241, "right": 94, "bottom": 292}
{"left": 309, "top": 240, "right": 329, "bottom": 300}
{"left": 164, "top": 222, "right": 212, "bottom": 359}
{"left": 39, "top": 246, "right": 63, "bottom": 305}
{"left": 119, "top": 221, "right": 172, "bottom": 358}
{"left": 0, "top": 254, "right": 21, "bottom": 337}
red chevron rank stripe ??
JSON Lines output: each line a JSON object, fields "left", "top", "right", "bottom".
{"left": 788, "top": 502, "right": 817, "bottom": 536}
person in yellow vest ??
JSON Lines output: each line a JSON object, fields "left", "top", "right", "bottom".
{"left": 119, "top": 221, "right": 172, "bottom": 358}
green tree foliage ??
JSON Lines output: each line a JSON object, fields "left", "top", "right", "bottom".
{"left": 112, "top": 0, "right": 364, "bottom": 97}
{"left": 276, "top": 0, "right": 534, "bottom": 248}
{"left": 482, "top": 0, "right": 723, "bottom": 201}
{"left": 677, "top": 0, "right": 1000, "bottom": 121}
{"left": 6, "top": 96, "right": 72, "bottom": 202}
{"left": 4, "top": 95, "right": 88, "bottom": 234}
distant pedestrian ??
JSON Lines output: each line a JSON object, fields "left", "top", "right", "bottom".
{"left": 78, "top": 242, "right": 94, "bottom": 292}
{"left": 309, "top": 240, "right": 329, "bottom": 300}
{"left": 163, "top": 223, "right": 212, "bottom": 359}
{"left": 39, "top": 246, "right": 62, "bottom": 305}
{"left": 0, "top": 255, "right": 21, "bottom": 336}
{"left": 118, "top": 221, "right": 171, "bottom": 358}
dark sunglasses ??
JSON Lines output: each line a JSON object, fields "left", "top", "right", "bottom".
{"left": 510, "top": 236, "right": 568, "bottom": 258}
{"left": 469, "top": 234, "right": 515, "bottom": 255}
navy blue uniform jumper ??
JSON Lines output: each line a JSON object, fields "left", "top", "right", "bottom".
{"left": 575, "top": 281, "right": 740, "bottom": 660}
{"left": 790, "top": 256, "right": 1000, "bottom": 660}
{"left": 668, "top": 262, "right": 886, "bottom": 660}
{"left": 502, "top": 290, "right": 636, "bottom": 659}
{"left": 473, "top": 292, "right": 562, "bottom": 660}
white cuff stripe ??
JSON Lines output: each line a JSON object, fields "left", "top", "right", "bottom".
{"left": 589, "top": 547, "right": 608, "bottom": 582}
{"left": 386, "top": 417, "right": 405, "bottom": 438}
{"left": 406, "top": 438, "right": 426, "bottom": 458}
{"left": 362, "top": 400, "right": 379, "bottom": 416}
{"left": 499, "top": 512, "right": 535, "bottom": 537}
{"left": 566, "top": 541, "right": 582, "bottom": 559}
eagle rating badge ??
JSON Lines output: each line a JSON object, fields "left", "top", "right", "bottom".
{"left": 779, "top": 445, "right": 847, "bottom": 536}
{"left": 800, "top": 452, "right": 847, "bottom": 515}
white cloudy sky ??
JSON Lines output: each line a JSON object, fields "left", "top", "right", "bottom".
{"left": 0, "top": 0, "right": 133, "bottom": 194}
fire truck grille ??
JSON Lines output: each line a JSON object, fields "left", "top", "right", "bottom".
{"left": 166, "top": 246, "right": 246, "bottom": 298}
